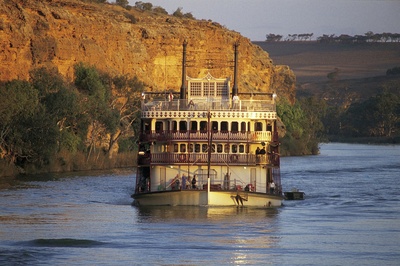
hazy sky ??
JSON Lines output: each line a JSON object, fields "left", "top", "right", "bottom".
{"left": 134, "top": 0, "right": 400, "bottom": 41}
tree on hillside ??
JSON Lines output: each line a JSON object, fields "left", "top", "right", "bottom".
{"left": 327, "top": 68, "right": 340, "bottom": 82}
{"left": 266, "top": 33, "right": 283, "bottom": 42}
{"left": 172, "top": 7, "right": 184, "bottom": 18}
{"left": 134, "top": 1, "right": 153, "bottom": 11}
{"left": 116, "top": 0, "right": 129, "bottom": 8}
{"left": 153, "top": 6, "right": 168, "bottom": 15}
{"left": 386, "top": 66, "right": 400, "bottom": 76}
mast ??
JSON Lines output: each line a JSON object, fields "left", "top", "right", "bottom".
{"left": 180, "top": 40, "right": 188, "bottom": 99}
{"left": 207, "top": 111, "right": 212, "bottom": 203}
{"left": 232, "top": 41, "right": 239, "bottom": 97}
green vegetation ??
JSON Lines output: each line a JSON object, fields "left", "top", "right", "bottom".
{"left": 386, "top": 66, "right": 400, "bottom": 76}
{"left": 331, "top": 92, "right": 400, "bottom": 139}
{"left": 277, "top": 97, "right": 326, "bottom": 155}
{"left": 278, "top": 90, "right": 400, "bottom": 155}
{"left": 0, "top": 65, "right": 144, "bottom": 174}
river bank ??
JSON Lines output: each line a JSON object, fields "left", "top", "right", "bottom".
{"left": 328, "top": 136, "right": 400, "bottom": 144}
{"left": 0, "top": 152, "right": 136, "bottom": 179}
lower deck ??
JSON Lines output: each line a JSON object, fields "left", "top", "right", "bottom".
{"left": 132, "top": 189, "right": 283, "bottom": 207}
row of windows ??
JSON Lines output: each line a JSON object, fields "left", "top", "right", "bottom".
{"left": 153, "top": 120, "right": 272, "bottom": 132}
{"left": 166, "top": 143, "right": 247, "bottom": 154}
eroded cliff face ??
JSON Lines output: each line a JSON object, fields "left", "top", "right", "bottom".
{"left": 0, "top": 0, "right": 295, "bottom": 100}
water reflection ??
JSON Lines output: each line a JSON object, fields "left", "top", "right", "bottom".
{"left": 133, "top": 205, "right": 281, "bottom": 264}
{"left": 135, "top": 205, "right": 279, "bottom": 222}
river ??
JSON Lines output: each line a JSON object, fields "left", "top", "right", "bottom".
{"left": 1, "top": 143, "right": 399, "bottom": 265}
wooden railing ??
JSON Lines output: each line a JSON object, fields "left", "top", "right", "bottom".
{"left": 140, "top": 130, "right": 271, "bottom": 142}
{"left": 138, "top": 153, "right": 279, "bottom": 166}
{"left": 142, "top": 99, "right": 275, "bottom": 112}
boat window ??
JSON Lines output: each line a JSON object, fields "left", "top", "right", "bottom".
{"left": 190, "top": 82, "right": 202, "bottom": 96}
{"left": 204, "top": 82, "right": 215, "bottom": 97}
{"left": 239, "top": 144, "right": 245, "bottom": 153}
{"left": 171, "top": 121, "right": 177, "bottom": 132}
{"left": 180, "top": 144, "right": 186, "bottom": 153}
{"left": 195, "top": 144, "right": 200, "bottom": 153}
{"left": 211, "top": 144, "right": 215, "bottom": 153}
{"left": 162, "top": 144, "right": 168, "bottom": 152}
{"left": 173, "top": 144, "right": 178, "bottom": 152}
{"left": 221, "top": 121, "right": 228, "bottom": 131}
{"left": 155, "top": 121, "right": 163, "bottom": 133}
{"left": 224, "top": 144, "right": 230, "bottom": 153}
{"left": 200, "top": 121, "right": 207, "bottom": 132}
{"left": 179, "top": 121, "right": 187, "bottom": 132}
{"left": 267, "top": 123, "right": 272, "bottom": 132}
{"left": 216, "top": 82, "right": 229, "bottom": 97}
{"left": 232, "top": 144, "right": 238, "bottom": 153}
{"left": 217, "top": 144, "right": 223, "bottom": 153}
{"left": 231, "top": 122, "right": 239, "bottom": 132}
{"left": 255, "top": 122, "right": 263, "bottom": 131}
{"left": 202, "top": 144, "right": 208, "bottom": 153}
{"left": 212, "top": 121, "right": 218, "bottom": 132}
{"left": 190, "top": 121, "right": 197, "bottom": 131}
{"left": 188, "top": 144, "right": 193, "bottom": 152}
{"left": 241, "top": 122, "right": 246, "bottom": 133}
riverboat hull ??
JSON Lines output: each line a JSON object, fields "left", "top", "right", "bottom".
{"left": 132, "top": 190, "right": 283, "bottom": 207}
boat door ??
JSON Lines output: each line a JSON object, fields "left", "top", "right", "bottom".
{"left": 250, "top": 168, "right": 256, "bottom": 191}
{"left": 159, "top": 167, "right": 166, "bottom": 190}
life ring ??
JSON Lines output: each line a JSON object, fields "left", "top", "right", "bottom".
{"left": 178, "top": 154, "right": 186, "bottom": 162}
{"left": 230, "top": 154, "right": 238, "bottom": 162}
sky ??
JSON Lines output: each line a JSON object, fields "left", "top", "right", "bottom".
{"left": 131, "top": 0, "right": 400, "bottom": 41}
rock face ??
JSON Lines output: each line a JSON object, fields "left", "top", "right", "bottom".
{"left": 0, "top": 0, "right": 295, "bottom": 101}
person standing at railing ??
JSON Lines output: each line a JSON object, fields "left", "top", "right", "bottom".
{"left": 232, "top": 94, "right": 239, "bottom": 110}
{"left": 256, "top": 147, "right": 261, "bottom": 163}
{"left": 168, "top": 92, "right": 173, "bottom": 110}
{"left": 191, "top": 175, "right": 197, "bottom": 189}
{"left": 182, "top": 174, "right": 187, "bottom": 190}
{"left": 188, "top": 99, "right": 195, "bottom": 110}
{"left": 270, "top": 180, "right": 275, "bottom": 194}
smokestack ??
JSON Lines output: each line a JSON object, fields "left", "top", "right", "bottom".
{"left": 180, "top": 40, "right": 188, "bottom": 99}
{"left": 232, "top": 41, "right": 239, "bottom": 97}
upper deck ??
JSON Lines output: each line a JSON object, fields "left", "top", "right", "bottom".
{"left": 141, "top": 73, "right": 277, "bottom": 120}
{"left": 142, "top": 98, "right": 276, "bottom": 120}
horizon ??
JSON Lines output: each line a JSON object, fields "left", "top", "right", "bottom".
{"left": 141, "top": 0, "right": 400, "bottom": 41}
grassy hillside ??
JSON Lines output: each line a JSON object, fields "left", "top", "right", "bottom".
{"left": 255, "top": 42, "right": 400, "bottom": 107}
{"left": 255, "top": 42, "right": 400, "bottom": 83}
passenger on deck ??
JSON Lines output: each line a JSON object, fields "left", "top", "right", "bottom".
{"left": 173, "top": 174, "right": 180, "bottom": 190}
{"left": 188, "top": 99, "right": 195, "bottom": 110}
{"left": 256, "top": 147, "right": 261, "bottom": 163}
{"left": 191, "top": 175, "right": 197, "bottom": 189}
{"left": 182, "top": 174, "right": 187, "bottom": 190}
{"left": 168, "top": 92, "right": 173, "bottom": 109}
{"left": 270, "top": 180, "right": 275, "bottom": 194}
{"left": 232, "top": 94, "right": 240, "bottom": 110}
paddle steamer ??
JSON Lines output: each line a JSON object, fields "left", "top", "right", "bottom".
{"left": 132, "top": 41, "right": 283, "bottom": 207}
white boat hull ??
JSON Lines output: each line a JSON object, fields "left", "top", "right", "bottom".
{"left": 132, "top": 190, "right": 283, "bottom": 207}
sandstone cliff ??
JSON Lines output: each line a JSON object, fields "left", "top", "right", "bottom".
{"left": 0, "top": 0, "right": 295, "bottom": 101}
